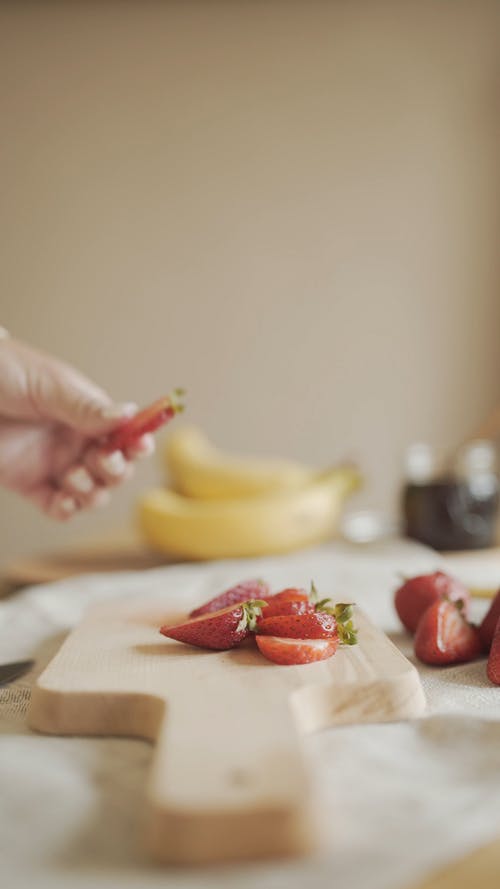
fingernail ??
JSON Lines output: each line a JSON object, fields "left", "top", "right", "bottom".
{"left": 102, "top": 402, "right": 138, "bottom": 421}
{"left": 135, "top": 434, "right": 156, "bottom": 458}
{"left": 67, "top": 467, "right": 94, "bottom": 494}
{"left": 100, "top": 450, "right": 127, "bottom": 476}
{"left": 59, "top": 495, "right": 77, "bottom": 515}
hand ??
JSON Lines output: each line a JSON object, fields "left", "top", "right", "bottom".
{"left": 0, "top": 334, "right": 155, "bottom": 519}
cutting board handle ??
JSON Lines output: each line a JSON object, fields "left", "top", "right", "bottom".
{"left": 146, "top": 673, "right": 314, "bottom": 864}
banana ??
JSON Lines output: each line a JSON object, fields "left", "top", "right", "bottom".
{"left": 165, "top": 425, "right": 315, "bottom": 500}
{"left": 138, "top": 466, "right": 361, "bottom": 560}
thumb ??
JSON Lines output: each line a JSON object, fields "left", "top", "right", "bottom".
{"left": 35, "top": 363, "right": 136, "bottom": 437}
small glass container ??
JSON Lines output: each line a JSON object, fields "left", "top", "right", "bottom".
{"left": 402, "top": 440, "right": 499, "bottom": 551}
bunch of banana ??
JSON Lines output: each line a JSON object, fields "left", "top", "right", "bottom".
{"left": 138, "top": 426, "right": 361, "bottom": 560}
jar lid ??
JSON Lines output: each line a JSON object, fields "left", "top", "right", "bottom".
{"left": 405, "top": 442, "right": 435, "bottom": 484}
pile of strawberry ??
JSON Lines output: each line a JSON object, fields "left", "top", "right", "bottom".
{"left": 394, "top": 570, "right": 500, "bottom": 683}
{"left": 160, "top": 579, "right": 358, "bottom": 665}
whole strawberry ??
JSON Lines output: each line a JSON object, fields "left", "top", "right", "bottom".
{"left": 161, "top": 599, "right": 266, "bottom": 650}
{"left": 479, "top": 588, "right": 500, "bottom": 652}
{"left": 189, "top": 579, "right": 270, "bottom": 618}
{"left": 414, "top": 599, "right": 482, "bottom": 666}
{"left": 395, "top": 571, "right": 470, "bottom": 634}
{"left": 486, "top": 617, "right": 500, "bottom": 685}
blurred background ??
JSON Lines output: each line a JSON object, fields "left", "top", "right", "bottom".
{"left": 1, "top": 0, "right": 499, "bottom": 566}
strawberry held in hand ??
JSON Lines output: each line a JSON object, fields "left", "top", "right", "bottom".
{"left": 414, "top": 599, "right": 482, "bottom": 666}
{"left": 189, "top": 579, "right": 270, "bottom": 618}
{"left": 106, "top": 389, "right": 185, "bottom": 452}
{"left": 161, "top": 599, "right": 267, "bottom": 650}
{"left": 395, "top": 571, "right": 470, "bottom": 634}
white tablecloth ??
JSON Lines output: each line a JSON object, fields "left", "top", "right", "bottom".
{"left": 1, "top": 540, "right": 500, "bottom": 889}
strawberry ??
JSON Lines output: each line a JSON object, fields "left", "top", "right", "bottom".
{"left": 189, "top": 579, "right": 270, "bottom": 618}
{"left": 256, "top": 635, "right": 338, "bottom": 665}
{"left": 479, "top": 588, "right": 500, "bottom": 652}
{"left": 414, "top": 599, "right": 482, "bottom": 666}
{"left": 395, "top": 571, "right": 470, "bottom": 634}
{"left": 160, "top": 599, "right": 266, "bottom": 650}
{"left": 260, "top": 599, "right": 315, "bottom": 617}
{"left": 257, "top": 611, "right": 337, "bottom": 639}
{"left": 106, "top": 389, "right": 185, "bottom": 452}
{"left": 486, "top": 617, "right": 500, "bottom": 684}
{"left": 260, "top": 588, "right": 311, "bottom": 616}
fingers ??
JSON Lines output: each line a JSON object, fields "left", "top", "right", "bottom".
{"left": 23, "top": 431, "right": 154, "bottom": 521}
{"left": 27, "top": 484, "right": 81, "bottom": 521}
{"left": 59, "top": 452, "right": 134, "bottom": 506}
{"left": 124, "top": 433, "right": 156, "bottom": 461}
{"left": 83, "top": 447, "right": 135, "bottom": 488}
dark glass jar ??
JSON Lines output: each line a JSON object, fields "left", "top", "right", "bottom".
{"left": 403, "top": 441, "right": 499, "bottom": 551}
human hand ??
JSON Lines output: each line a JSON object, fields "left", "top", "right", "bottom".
{"left": 0, "top": 333, "right": 155, "bottom": 519}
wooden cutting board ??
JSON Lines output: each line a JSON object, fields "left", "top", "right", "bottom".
{"left": 29, "top": 600, "right": 425, "bottom": 865}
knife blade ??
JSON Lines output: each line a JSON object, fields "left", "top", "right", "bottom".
{"left": 0, "top": 660, "right": 34, "bottom": 686}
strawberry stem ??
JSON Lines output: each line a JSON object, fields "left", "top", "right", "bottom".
{"left": 237, "top": 599, "right": 268, "bottom": 633}
{"left": 334, "top": 603, "right": 358, "bottom": 645}
{"left": 169, "top": 388, "right": 186, "bottom": 414}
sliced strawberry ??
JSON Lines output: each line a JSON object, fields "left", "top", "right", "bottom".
{"left": 189, "top": 579, "right": 270, "bottom": 618}
{"left": 160, "top": 599, "right": 266, "bottom": 650}
{"left": 260, "top": 588, "right": 311, "bottom": 618}
{"left": 260, "top": 599, "right": 315, "bottom": 618}
{"left": 486, "top": 617, "right": 500, "bottom": 685}
{"left": 395, "top": 571, "right": 470, "bottom": 634}
{"left": 106, "top": 389, "right": 185, "bottom": 452}
{"left": 414, "top": 599, "right": 482, "bottom": 666}
{"left": 257, "top": 611, "right": 337, "bottom": 639}
{"left": 256, "top": 635, "right": 338, "bottom": 665}
{"left": 479, "top": 589, "right": 500, "bottom": 652}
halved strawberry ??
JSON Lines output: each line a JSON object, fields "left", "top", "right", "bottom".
{"left": 260, "top": 588, "right": 312, "bottom": 618}
{"left": 479, "top": 588, "right": 500, "bottom": 652}
{"left": 256, "top": 635, "right": 338, "bottom": 665}
{"left": 395, "top": 571, "right": 470, "bottom": 634}
{"left": 106, "top": 389, "right": 185, "bottom": 452}
{"left": 486, "top": 617, "right": 500, "bottom": 685}
{"left": 257, "top": 611, "right": 337, "bottom": 639}
{"left": 414, "top": 599, "right": 482, "bottom": 666}
{"left": 160, "top": 599, "right": 266, "bottom": 650}
{"left": 189, "top": 579, "right": 270, "bottom": 618}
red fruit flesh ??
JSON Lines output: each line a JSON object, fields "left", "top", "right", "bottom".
{"left": 260, "top": 600, "right": 315, "bottom": 618}
{"left": 189, "top": 579, "right": 270, "bottom": 618}
{"left": 160, "top": 600, "right": 263, "bottom": 650}
{"left": 486, "top": 617, "right": 500, "bottom": 685}
{"left": 414, "top": 600, "right": 482, "bottom": 666}
{"left": 479, "top": 589, "right": 500, "bottom": 652}
{"left": 261, "top": 589, "right": 312, "bottom": 618}
{"left": 256, "top": 635, "right": 338, "bottom": 665}
{"left": 257, "top": 611, "right": 337, "bottom": 639}
{"left": 395, "top": 571, "right": 470, "bottom": 634}
{"left": 106, "top": 391, "right": 184, "bottom": 452}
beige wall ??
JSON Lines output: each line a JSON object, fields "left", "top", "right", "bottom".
{"left": 1, "top": 1, "right": 499, "bottom": 566}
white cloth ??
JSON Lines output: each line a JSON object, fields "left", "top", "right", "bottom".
{"left": 1, "top": 539, "right": 500, "bottom": 889}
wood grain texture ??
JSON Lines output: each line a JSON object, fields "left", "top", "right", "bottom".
{"left": 406, "top": 837, "right": 500, "bottom": 889}
{"left": 29, "top": 602, "right": 425, "bottom": 864}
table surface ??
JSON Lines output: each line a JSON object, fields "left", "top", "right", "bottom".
{"left": 1, "top": 538, "right": 500, "bottom": 889}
